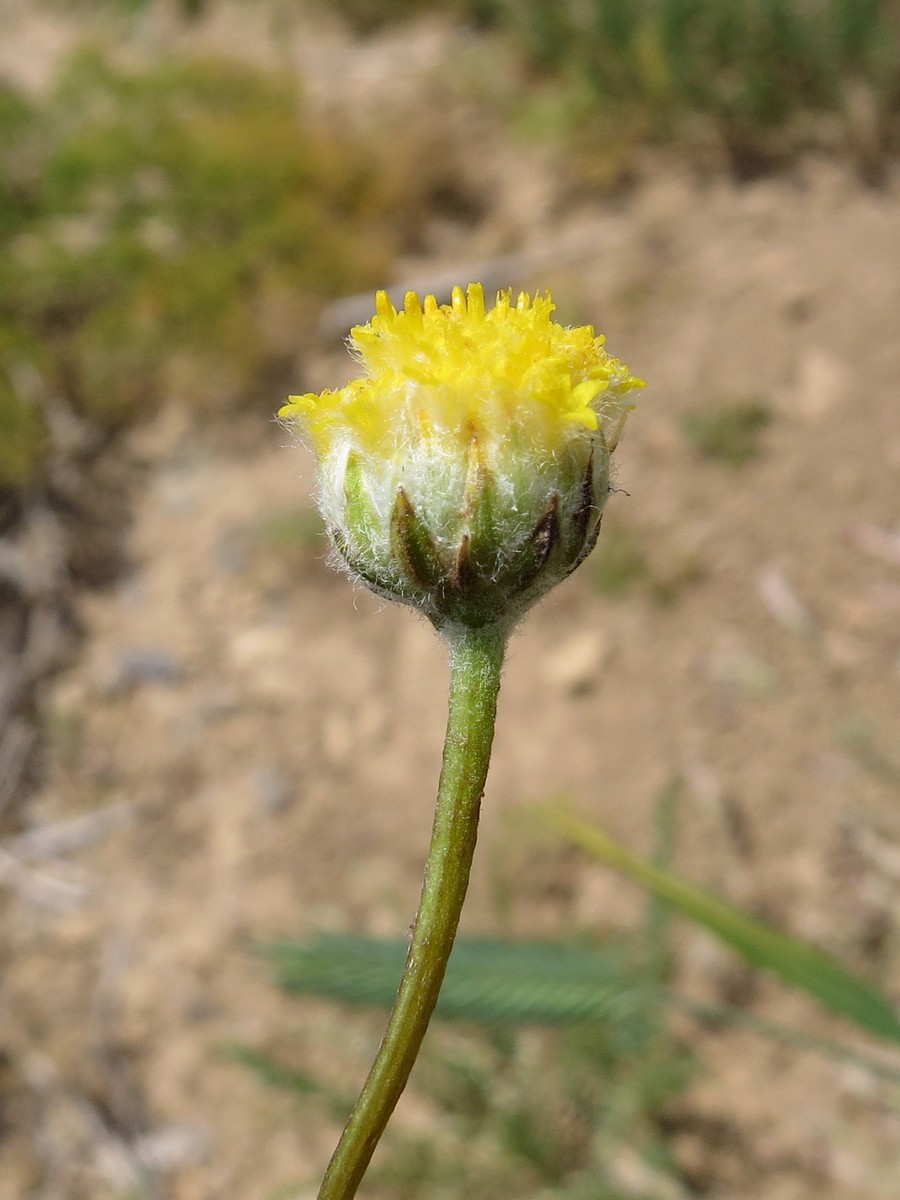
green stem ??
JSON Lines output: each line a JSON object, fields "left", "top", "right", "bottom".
{"left": 317, "top": 624, "right": 506, "bottom": 1200}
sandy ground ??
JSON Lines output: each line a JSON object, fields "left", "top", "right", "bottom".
{"left": 3, "top": 5, "right": 900, "bottom": 1200}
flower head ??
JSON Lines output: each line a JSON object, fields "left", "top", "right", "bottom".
{"left": 280, "top": 283, "right": 644, "bottom": 632}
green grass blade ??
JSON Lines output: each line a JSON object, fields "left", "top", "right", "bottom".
{"left": 543, "top": 806, "right": 900, "bottom": 1044}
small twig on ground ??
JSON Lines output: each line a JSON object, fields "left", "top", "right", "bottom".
{"left": 3, "top": 803, "right": 132, "bottom": 863}
{"left": 0, "top": 846, "right": 89, "bottom": 910}
{"left": 851, "top": 522, "right": 900, "bottom": 567}
{"left": 0, "top": 718, "right": 35, "bottom": 818}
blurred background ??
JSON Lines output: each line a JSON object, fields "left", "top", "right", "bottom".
{"left": 2, "top": 1, "right": 900, "bottom": 1197}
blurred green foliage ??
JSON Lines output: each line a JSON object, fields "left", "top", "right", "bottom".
{"left": 682, "top": 400, "right": 772, "bottom": 465}
{"left": 461, "top": 0, "right": 900, "bottom": 138}
{"left": 256, "top": 504, "right": 326, "bottom": 554}
{"left": 261, "top": 935, "right": 695, "bottom": 1199}
{"left": 315, "top": 0, "right": 900, "bottom": 164}
{"left": 590, "top": 521, "right": 651, "bottom": 596}
{"left": 547, "top": 803, "right": 900, "bottom": 1045}
{"left": 589, "top": 517, "right": 705, "bottom": 603}
{"left": 840, "top": 717, "right": 900, "bottom": 788}
{"left": 0, "top": 328, "right": 49, "bottom": 490}
{"left": 249, "top": 783, "right": 695, "bottom": 1198}
{"left": 269, "top": 934, "right": 660, "bottom": 1026}
{"left": 321, "top": 0, "right": 436, "bottom": 33}
{"left": 372, "top": 1021, "right": 694, "bottom": 1199}
{"left": 0, "top": 49, "right": 413, "bottom": 493}
{"left": 251, "top": 783, "right": 900, "bottom": 1196}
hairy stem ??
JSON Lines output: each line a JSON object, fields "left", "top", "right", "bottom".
{"left": 317, "top": 624, "right": 507, "bottom": 1200}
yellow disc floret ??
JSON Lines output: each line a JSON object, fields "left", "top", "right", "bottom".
{"left": 278, "top": 283, "right": 644, "bottom": 460}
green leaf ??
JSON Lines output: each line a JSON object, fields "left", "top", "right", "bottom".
{"left": 263, "top": 928, "right": 900, "bottom": 1085}
{"left": 543, "top": 806, "right": 900, "bottom": 1045}
{"left": 267, "top": 934, "right": 658, "bottom": 1029}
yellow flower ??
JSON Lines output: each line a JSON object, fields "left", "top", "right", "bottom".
{"left": 280, "top": 283, "right": 644, "bottom": 633}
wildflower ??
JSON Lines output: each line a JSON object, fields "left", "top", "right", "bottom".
{"left": 280, "top": 283, "right": 643, "bottom": 633}
{"left": 285, "top": 286, "right": 646, "bottom": 1200}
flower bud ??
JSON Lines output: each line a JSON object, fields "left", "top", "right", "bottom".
{"left": 279, "top": 284, "right": 643, "bottom": 634}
